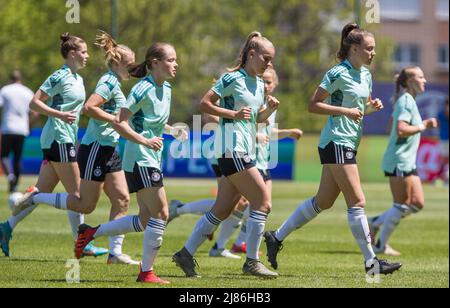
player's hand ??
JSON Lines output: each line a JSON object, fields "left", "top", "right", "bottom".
{"left": 423, "top": 118, "right": 438, "bottom": 129}
{"left": 344, "top": 107, "right": 364, "bottom": 123}
{"left": 256, "top": 132, "right": 270, "bottom": 145}
{"left": 367, "top": 98, "right": 384, "bottom": 113}
{"left": 234, "top": 107, "right": 252, "bottom": 120}
{"left": 267, "top": 95, "right": 280, "bottom": 110}
{"left": 59, "top": 110, "right": 77, "bottom": 125}
{"left": 289, "top": 129, "right": 303, "bottom": 140}
{"left": 172, "top": 126, "right": 189, "bottom": 142}
{"left": 146, "top": 137, "right": 164, "bottom": 151}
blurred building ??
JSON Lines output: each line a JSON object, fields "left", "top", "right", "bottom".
{"left": 376, "top": 0, "right": 449, "bottom": 85}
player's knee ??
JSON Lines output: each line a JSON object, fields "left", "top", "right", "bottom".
{"left": 115, "top": 194, "right": 130, "bottom": 213}
{"left": 411, "top": 198, "right": 425, "bottom": 210}
{"left": 160, "top": 208, "right": 169, "bottom": 222}
{"left": 354, "top": 198, "right": 366, "bottom": 208}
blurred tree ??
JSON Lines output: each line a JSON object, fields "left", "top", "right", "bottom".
{"left": 0, "top": 0, "right": 393, "bottom": 131}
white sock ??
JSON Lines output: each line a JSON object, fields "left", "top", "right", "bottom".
{"left": 347, "top": 207, "right": 376, "bottom": 261}
{"left": 275, "top": 197, "right": 321, "bottom": 241}
{"left": 234, "top": 207, "right": 250, "bottom": 246}
{"left": 185, "top": 212, "right": 221, "bottom": 256}
{"left": 235, "top": 222, "right": 247, "bottom": 246}
{"left": 67, "top": 210, "right": 84, "bottom": 240}
{"left": 33, "top": 192, "right": 68, "bottom": 210}
{"left": 372, "top": 203, "right": 421, "bottom": 228}
{"left": 377, "top": 203, "right": 420, "bottom": 249}
{"left": 94, "top": 215, "right": 144, "bottom": 238}
{"left": 246, "top": 210, "right": 268, "bottom": 260}
{"left": 109, "top": 235, "right": 125, "bottom": 256}
{"left": 8, "top": 205, "right": 37, "bottom": 230}
{"left": 177, "top": 199, "right": 214, "bottom": 215}
{"left": 142, "top": 218, "right": 166, "bottom": 272}
{"left": 215, "top": 210, "right": 243, "bottom": 249}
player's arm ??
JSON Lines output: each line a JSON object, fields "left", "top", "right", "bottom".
{"left": 83, "top": 93, "right": 115, "bottom": 123}
{"left": 397, "top": 118, "right": 438, "bottom": 138}
{"left": 271, "top": 128, "right": 303, "bottom": 140}
{"left": 30, "top": 90, "right": 76, "bottom": 124}
{"left": 112, "top": 108, "right": 163, "bottom": 151}
{"left": 257, "top": 95, "right": 279, "bottom": 123}
{"left": 309, "top": 87, "right": 363, "bottom": 123}
{"left": 200, "top": 90, "right": 251, "bottom": 121}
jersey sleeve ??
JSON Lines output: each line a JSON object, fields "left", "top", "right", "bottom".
{"left": 95, "top": 83, "right": 113, "bottom": 101}
{"left": 211, "top": 74, "right": 234, "bottom": 98}
{"left": 39, "top": 70, "right": 66, "bottom": 97}
{"left": 397, "top": 100, "right": 413, "bottom": 124}
{"left": 319, "top": 69, "right": 342, "bottom": 96}
{"left": 125, "top": 82, "right": 151, "bottom": 115}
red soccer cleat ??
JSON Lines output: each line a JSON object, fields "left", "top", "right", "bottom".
{"left": 74, "top": 224, "right": 98, "bottom": 259}
{"left": 231, "top": 243, "right": 262, "bottom": 256}
{"left": 136, "top": 270, "right": 170, "bottom": 284}
{"left": 231, "top": 243, "right": 247, "bottom": 254}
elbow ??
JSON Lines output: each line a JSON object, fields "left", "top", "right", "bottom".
{"left": 29, "top": 99, "right": 38, "bottom": 112}
{"left": 82, "top": 105, "right": 91, "bottom": 117}
{"left": 308, "top": 101, "right": 317, "bottom": 114}
{"left": 199, "top": 100, "right": 209, "bottom": 113}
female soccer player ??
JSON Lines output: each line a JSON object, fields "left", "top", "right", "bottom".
{"left": 368, "top": 67, "right": 438, "bottom": 256}
{"left": 172, "top": 31, "right": 280, "bottom": 279}
{"left": 264, "top": 23, "right": 402, "bottom": 275}
{"left": 12, "top": 31, "right": 142, "bottom": 264}
{"left": 76, "top": 42, "right": 186, "bottom": 284}
{"left": 1, "top": 33, "right": 106, "bottom": 257}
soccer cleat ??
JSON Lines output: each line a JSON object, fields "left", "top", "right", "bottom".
{"left": 137, "top": 270, "right": 170, "bottom": 284}
{"left": 12, "top": 186, "right": 39, "bottom": 216}
{"left": 231, "top": 243, "right": 247, "bottom": 254}
{"left": 368, "top": 216, "right": 380, "bottom": 244}
{"left": 168, "top": 200, "right": 184, "bottom": 223}
{"left": 82, "top": 242, "right": 109, "bottom": 258}
{"left": 75, "top": 224, "right": 99, "bottom": 259}
{"left": 209, "top": 247, "right": 242, "bottom": 259}
{"left": 107, "top": 254, "right": 140, "bottom": 265}
{"left": 242, "top": 259, "right": 279, "bottom": 279}
{"left": 365, "top": 258, "right": 402, "bottom": 275}
{"left": 172, "top": 247, "right": 201, "bottom": 278}
{"left": 373, "top": 243, "right": 401, "bottom": 257}
{"left": 1, "top": 221, "right": 13, "bottom": 257}
{"left": 263, "top": 231, "right": 283, "bottom": 270}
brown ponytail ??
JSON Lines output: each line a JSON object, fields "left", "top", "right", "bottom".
{"left": 394, "top": 66, "right": 419, "bottom": 101}
{"left": 337, "top": 23, "right": 373, "bottom": 61}
{"left": 60, "top": 32, "right": 85, "bottom": 59}
{"left": 228, "top": 31, "right": 273, "bottom": 72}
{"left": 129, "top": 42, "right": 174, "bottom": 78}
{"left": 95, "top": 30, "right": 134, "bottom": 69}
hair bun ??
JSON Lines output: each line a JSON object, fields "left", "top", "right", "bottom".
{"left": 60, "top": 32, "right": 71, "bottom": 43}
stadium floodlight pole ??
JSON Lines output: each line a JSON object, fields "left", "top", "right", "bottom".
{"left": 111, "top": 0, "right": 118, "bottom": 39}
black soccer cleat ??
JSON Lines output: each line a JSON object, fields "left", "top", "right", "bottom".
{"left": 365, "top": 258, "right": 402, "bottom": 275}
{"left": 263, "top": 231, "right": 283, "bottom": 270}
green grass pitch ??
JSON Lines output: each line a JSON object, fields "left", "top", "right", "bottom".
{"left": 0, "top": 176, "right": 448, "bottom": 288}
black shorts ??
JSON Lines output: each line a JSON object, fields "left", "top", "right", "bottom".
{"left": 125, "top": 163, "right": 164, "bottom": 193}
{"left": 258, "top": 169, "right": 272, "bottom": 182}
{"left": 78, "top": 142, "right": 122, "bottom": 182}
{"left": 384, "top": 168, "right": 418, "bottom": 177}
{"left": 42, "top": 141, "right": 77, "bottom": 163}
{"left": 1, "top": 134, "right": 25, "bottom": 158}
{"left": 211, "top": 163, "right": 223, "bottom": 178}
{"left": 218, "top": 151, "right": 255, "bottom": 177}
{"left": 318, "top": 142, "right": 357, "bottom": 165}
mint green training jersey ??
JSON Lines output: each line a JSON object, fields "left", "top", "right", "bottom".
{"left": 255, "top": 107, "right": 277, "bottom": 170}
{"left": 81, "top": 71, "right": 126, "bottom": 147}
{"left": 382, "top": 92, "right": 423, "bottom": 173}
{"left": 318, "top": 59, "right": 372, "bottom": 151}
{"left": 39, "top": 65, "right": 86, "bottom": 149}
{"left": 122, "top": 75, "right": 171, "bottom": 172}
{"left": 212, "top": 68, "right": 265, "bottom": 159}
